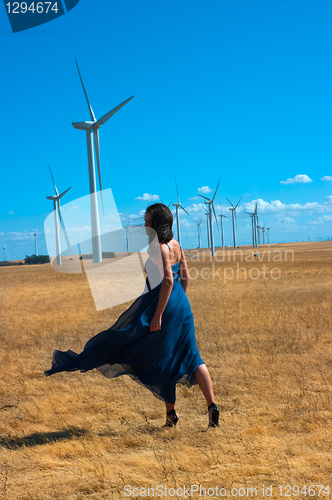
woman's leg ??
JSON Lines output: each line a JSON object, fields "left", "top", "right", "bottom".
{"left": 194, "top": 363, "right": 219, "bottom": 426}
{"left": 194, "top": 363, "right": 215, "bottom": 405}
{"left": 163, "top": 402, "right": 178, "bottom": 427}
{"left": 165, "top": 402, "right": 175, "bottom": 413}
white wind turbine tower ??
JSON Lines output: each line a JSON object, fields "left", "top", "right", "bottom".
{"left": 256, "top": 221, "right": 262, "bottom": 245}
{"left": 46, "top": 164, "right": 71, "bottom": 266}
{"left": 123, "top": 216, "right": 141, "bottom": 254}
{"left": 172, "top": 178, "right": 190, "bottom": 246}
{"left": 199, "top": 179, "right": 220, "bottom": 257}
{"left": 194, "top": 219, "right": 202, "bottom": 248}
{"left": 204, "top": 208, "right": 210, "bottom": 248}
{"left": 246, "top": 209, "right": 257, "bottom": 248}
{"left": 226, "top": 197, "right": 241, "bottom": 249}
{"left": 218, "top": 209, "right": 227, "bottom": 248}
{"left": 72, "top": 58, "right": 133, "bottom": 263}
{"left": 3, "top": 244, "right": 6, "bottom": 262}
{"left": 266, "top": 226, "right": 270, "bottom": 245}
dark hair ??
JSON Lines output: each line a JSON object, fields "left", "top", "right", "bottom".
{"left": 146, "top": 203, "right": 173, "bottom": 244}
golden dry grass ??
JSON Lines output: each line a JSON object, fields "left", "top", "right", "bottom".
{"left": 0, "top": 241, "right": 331, "bottom": 499}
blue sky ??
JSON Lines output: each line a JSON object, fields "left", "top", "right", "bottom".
{"left": 1, "top": 0, "right": 332, "bottom": 259}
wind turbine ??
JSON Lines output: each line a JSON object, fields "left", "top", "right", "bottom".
{"left": 199, "top": 179, "right": 220, "bottom": 257}
{"left": 218, "top": 209, "right": 227, "bottom": 248}
{"left": 262, "top": 224, "right": 266, "bottom": 244}
{"left": 256, "top": 223, "right": 262, "bottom": 245}
{"left": 3, "top": 244, "right": 6, "bottom": 262}
{"left": 72, "top": 58, "right": 134, "bottom": 263}
{"left": 172, "top": 178, "right": 190, "bottom": 246}
{"left": 46, "top": 164, "right": 71, "bottom": 266}
{"left": 194, "top": 218, "right": 202, "bottom": 248}
{"left": 33, "top": 231, "right": 38, "bottom": 256}
{"left": 159, "top": 196, "right": 171, "bottom": 208}
{"left": 266, "top": 227, "right": 270, "bottom": 245}
{"left": 226, "top": 197, "right": 241, "bottom": 249}
{"left": 246, "top": 210, "right": 257, "bottom": 248}
{"left": 204, "top": 208, "right": 210, "bottom": 248}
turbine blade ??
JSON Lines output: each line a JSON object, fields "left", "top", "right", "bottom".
{"left": 179, "top": 204, "right": 190, "bottom": 216}
{"left": 198, "top": 194, "right": 210, "bottom": 201}
{"left": 175, "top": 177, "right": 180, "bottom": 204}
{"left": 58, "top": 187, "right": 71, "bottom": 200}
{"left": 94, "top": 129, "right": 105, "bottom": 217}
{"left": 75, "top": 58, "right": 96, "bottom": 122}
{"left": 96, "top": 96, "right": 134, "bottom": 127}
{"left": 212, "top": 178, "right": 221, "bottom": 202}
{"left": 226, "top": 197, "right": 234, "bottom": 208}
{"left": 47, "top": 162, "right": 59, "bottom": 196}
{"left": 235, "top": 197, "right": 242, "bottom": 208}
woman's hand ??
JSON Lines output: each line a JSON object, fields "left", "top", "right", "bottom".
{"left": 150, "top": 313, "right": 162, "bottom": 332}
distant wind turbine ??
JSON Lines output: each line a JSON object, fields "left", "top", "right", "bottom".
{"left": 194, "top": 218, "right": 203, "bottom": 248}
{"left": 72, "top": 58, "right": 133, "bottom": 263}
{"left": 218, "top": 210, "right": 227, "bottom": 248}
{"left": 159, "top": 195, "right": 172, "bottom": 208}
{"left": 204, "top": 208, "right": 210, "bottom": 248}
{"left": 122, "top": 216, "right": 141, "bottom": 254}
{"left": 172, "top": 178, "right": 190, "bottom": 246}
{"left": 246, "top": 207, "right": 257, "bottom": 248}
{"left": 226, "top": 197, "right": 241, "bottom": 248}
{"left": 262, "top": 224, "right": 266, "bottom": 244}
{"left": 199, "top": 179, "right": 220, "bottom": 257}
{"left": 3, "top": 244, "right": 6, "bottom": 262}
{"left": 266, "top": 227, "right": 270, "bottom": 245}
{"left": 46, "top": 164, "right": 71, "bottom": 266}
{"left": 33, "top": 231, "right": 38, "bottom": 256}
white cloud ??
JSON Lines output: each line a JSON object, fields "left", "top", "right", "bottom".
{"left": 321, "top": 176, "right": 332, "bottom": 182}
{"left": 9, "top": 231, "right": 34, "bottom": 241}
{"left": 8, "top": 211, "right": 14, "bottom": 215}
{"left": 70, "top": 205, "right": 80, "bottom": 210}
{"left": 198, "top": 186, "right": 212, "bottom": 194}
{"left": 178, "top": 219, "right": 193, "bottom": 229}
{"left": 280, "top": 174, "right": 313, "bottom": 185}
{"left": 135, "top": 193, "right": 159, "bottom": 201}
{"left": 308, "top": 215, "right": 332, "bottom": 226}
{"left": 274, "top": 217, "right": 297, "bottom": 227}
{"left": 186, "top": 203, "right": 207, "bottom": 214}
{"left": 240, "top": 197, "right": 332, "bottom": 215}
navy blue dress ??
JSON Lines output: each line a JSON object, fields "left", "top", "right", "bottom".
{"left": 44, "top": 247, "right": 204, "bottom": 404}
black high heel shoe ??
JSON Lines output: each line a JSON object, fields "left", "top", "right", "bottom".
{"left": 208, "top": 402, "right": 219, "bottom": 427}
{"left": 163, "top": 409, "right": 179, "bottom": 427}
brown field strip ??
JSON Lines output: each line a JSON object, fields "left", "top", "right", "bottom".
{"left": 0, "top": 242, "right": 331, "bottom": 499}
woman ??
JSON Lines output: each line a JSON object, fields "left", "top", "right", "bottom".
{"left": 45, "top": 203, "right": 219, "bottom": 428}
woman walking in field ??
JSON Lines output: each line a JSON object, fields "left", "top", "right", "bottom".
{"left": 45, "top": 203, "right": 219, "bottom": 428}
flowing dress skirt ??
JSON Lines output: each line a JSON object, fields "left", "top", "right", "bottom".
{"left": 44, "top": 263, "right": 203, "bottom": 404}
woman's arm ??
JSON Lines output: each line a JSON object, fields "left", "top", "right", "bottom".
{"left": 178, "top": 249, "right": 190, "bottom": 293}
{"left": 150, "top": 244, "right": 174, "bottom": 332}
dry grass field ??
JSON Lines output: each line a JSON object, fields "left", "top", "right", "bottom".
{"left": 0, "top": 241, "right": 331, "bottom": 500}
